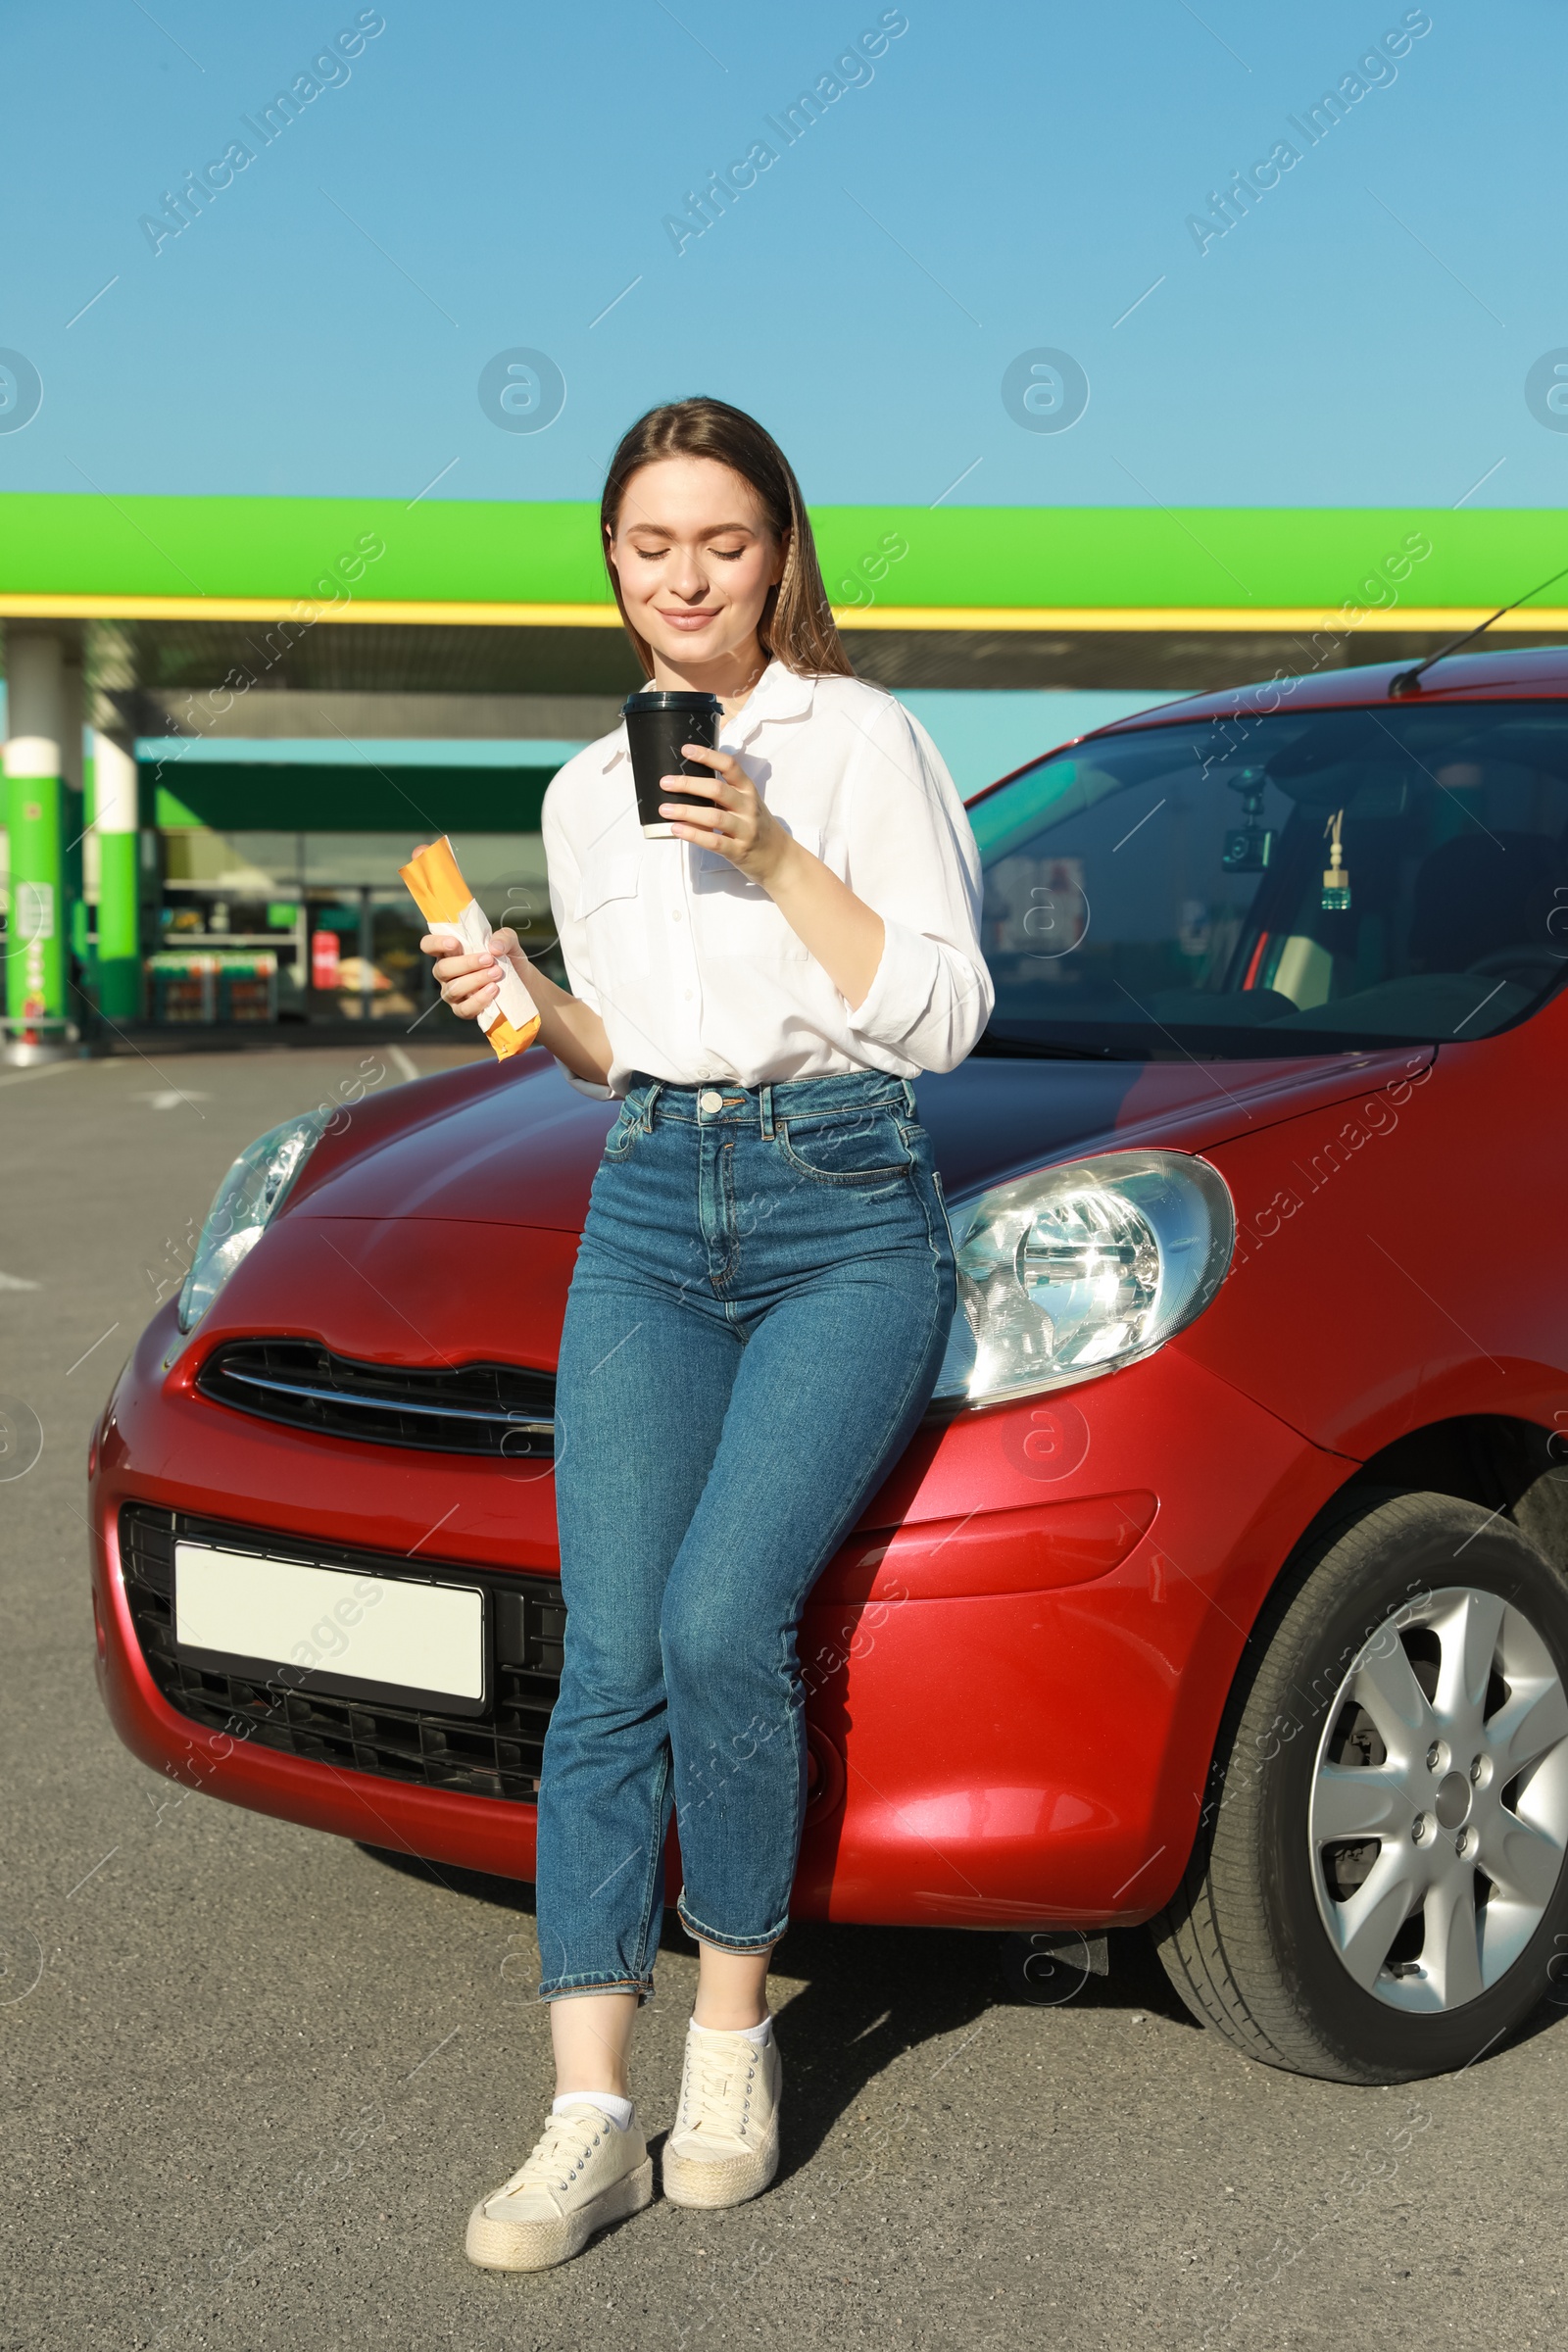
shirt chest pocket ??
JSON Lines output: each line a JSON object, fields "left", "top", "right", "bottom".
{"left": 572, "top": 844, "right": 649, "bottom": 977}
{"left": 690, "top": 826, "right": 836, "bottom": 961}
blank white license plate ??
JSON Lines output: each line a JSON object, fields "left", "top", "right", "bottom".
{"left": 173, "top": 1543, "right": 484, "bottom": 1703}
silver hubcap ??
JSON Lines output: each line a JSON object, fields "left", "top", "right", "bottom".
{"left": 1308, "top": 1584, "right": 1568, "bottom": 2012}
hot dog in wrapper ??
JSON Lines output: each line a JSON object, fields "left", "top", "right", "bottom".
{"left": 399, "top": 836, "right": 542, "bottom": 1061}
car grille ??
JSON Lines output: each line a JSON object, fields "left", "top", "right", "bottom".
{"left": 120, "top": 1504, "right": 564, "bottom": 1804}
{"left": 195, "top": 1339, "right": 555, "bottom": 1458}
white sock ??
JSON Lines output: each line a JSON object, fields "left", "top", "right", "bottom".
{"left": 690, "top": 2013, "right": 772, "bottom": 2046}
{"left": 553, "top": 2091, "right": 634, "bottom": 2132}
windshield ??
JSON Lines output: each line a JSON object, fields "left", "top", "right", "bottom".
{"left": 971, "top": 699, "right": 1568, "bottom": 1058}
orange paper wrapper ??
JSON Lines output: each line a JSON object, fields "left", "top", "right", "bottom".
{"left": 399, "top": 836, "right": 542, "bottom": 1060}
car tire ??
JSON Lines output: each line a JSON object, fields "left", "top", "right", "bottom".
{"left": 1152, "top": 1488, "right": 1568, "bottom": 2082}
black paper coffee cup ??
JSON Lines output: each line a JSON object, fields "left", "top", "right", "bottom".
{"left": 622, "top": 689, "right": 723, "bottom": 840}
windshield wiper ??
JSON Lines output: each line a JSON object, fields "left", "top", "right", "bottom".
{"left": 972, "top": 1030, "right": 1148, "bottom": 1061}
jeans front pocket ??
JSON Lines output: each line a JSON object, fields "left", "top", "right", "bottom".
{"left": 602, "top": 1102, "right": 643, "bottom": 1161}
{"left": 776, "top": 1105, "right": 914, "bottom": 1185}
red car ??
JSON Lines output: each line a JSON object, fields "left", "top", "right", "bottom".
{"left": 92, "top": 644, "right": 1568, "bottom": 2086}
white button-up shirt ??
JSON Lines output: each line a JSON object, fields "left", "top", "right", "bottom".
{"left": 540, "top": 662, "right": 994, "bottom": 1099}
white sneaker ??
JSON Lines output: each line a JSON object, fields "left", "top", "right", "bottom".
{"left": 662, "top": 2027, "right": 782, "bottom": 2210}
{"left": 465, "top": 2103, "right": 653, "bottom": 2271}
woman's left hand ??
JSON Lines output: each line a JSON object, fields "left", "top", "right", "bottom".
{"left": 662, "top": 743, "right": 886, "bottom": 1004}
{"left": 660, "top": 746, "right": 794, "bottom": 889}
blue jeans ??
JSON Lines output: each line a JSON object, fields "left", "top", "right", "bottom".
{"left": 534, "top": 1069, "right": 956, "bottom": 1999}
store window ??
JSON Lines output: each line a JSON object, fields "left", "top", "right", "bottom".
{"left": 152, "top": 830, "right": 561, "bottom": 1024}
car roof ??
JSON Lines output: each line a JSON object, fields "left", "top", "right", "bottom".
{"left": 966, "top": 641, "right": 1568, "bottom": 808}
{"left": 1102, "top": 640, "right": 1568, "bottom": 729}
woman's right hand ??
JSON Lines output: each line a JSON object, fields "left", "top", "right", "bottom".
{"left": 416, "top": 884, "right": 613, "bottom": 1089}
{"left": 420, "top": 924, "right": 521, "bottom": 1020}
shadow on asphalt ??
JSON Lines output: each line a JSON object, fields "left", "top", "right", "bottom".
{"left": 359, "top": 1848, "right": 1568, "bottom": 2125}
{"left": 358, "top": 1845, "right": 1194, "bottom": 2174}
{"left": 759, "top": 1918, "right": 1196, "bottom": 2179}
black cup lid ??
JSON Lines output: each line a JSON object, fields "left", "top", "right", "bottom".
{"left": 621, "top": 689, "right": 723, "bottom": 715}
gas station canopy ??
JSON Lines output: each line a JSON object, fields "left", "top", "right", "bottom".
{"left": 6, "top": 492, "right": 1568, "bottom": 697}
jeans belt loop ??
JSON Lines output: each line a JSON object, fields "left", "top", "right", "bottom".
{"left": 642, "top": 1081, "right": 662, "bottom": 1133}
{"left": 759, "top": 1083, "right": 774, "bottom": 1139}
{"left": 901, "top": 1078, "right": 916, "bottom": 1118}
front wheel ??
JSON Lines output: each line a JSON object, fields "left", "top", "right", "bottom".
{"left": 1154, "top": 1490, "right": 1568, "bottom": 2082}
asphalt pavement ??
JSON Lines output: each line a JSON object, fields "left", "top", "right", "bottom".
{"left": 3, "top": 1047, "right": 1565, "bottom": 2351}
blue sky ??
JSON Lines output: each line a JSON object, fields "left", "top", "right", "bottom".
{"left": 0, "top": 0, "right": 1562, "bottom": 511}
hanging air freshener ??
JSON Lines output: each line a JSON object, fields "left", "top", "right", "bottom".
{"left": 1321, "top": 808, "right": 1351, "bottom": 911}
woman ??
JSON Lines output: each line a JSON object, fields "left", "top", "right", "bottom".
{"left": 421, "top": 397, "right": 992, "bottom": 2272}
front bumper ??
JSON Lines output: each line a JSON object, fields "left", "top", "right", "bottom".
{"left": 93, "top": 1293, "right": 1352, "bottom": 1929}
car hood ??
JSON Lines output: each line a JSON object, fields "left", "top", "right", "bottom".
{"left": 290, "top": 1043, "right": 1436, "bottom": 1233}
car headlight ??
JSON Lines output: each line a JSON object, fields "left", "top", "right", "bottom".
{"left": 933, "top": 1150, "right": 1235, "bottom": 1406}
{"left": 176, "top": 1110, "right": 330, "bottom": 1334}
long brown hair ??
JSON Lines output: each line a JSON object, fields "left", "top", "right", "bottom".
{"left": 600, "top": 398, "right": 855, "bottom": 680}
